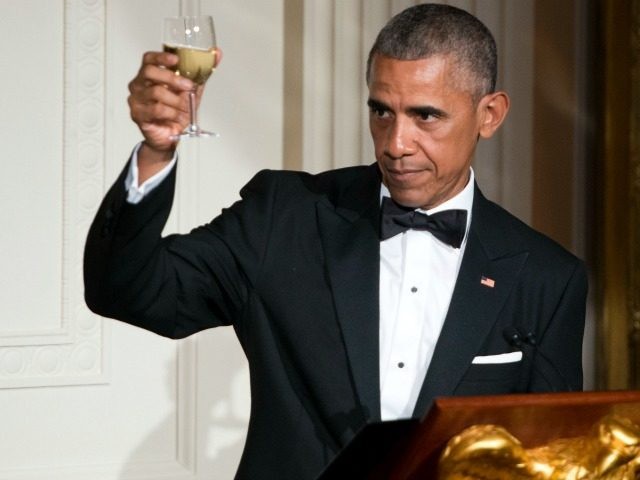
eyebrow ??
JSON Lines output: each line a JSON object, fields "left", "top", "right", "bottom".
{"left": 367, "top": 97, "right": 448, "bottom": 119}
{"left": 408, "top": 105, "right": 448, "bottom": 119}
{"left": 367, "top": 98, "right": 389, "bottom": 112}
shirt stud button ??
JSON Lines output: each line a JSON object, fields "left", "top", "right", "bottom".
{"left": 411, "top": 286, "right": 418, "bottom": 293}
{"left": 398, "top": 362, "right": 405, "bottom": 368}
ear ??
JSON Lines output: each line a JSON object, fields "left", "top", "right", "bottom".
{"left": 477, "top": 91, "right": 510, "bottom": 139}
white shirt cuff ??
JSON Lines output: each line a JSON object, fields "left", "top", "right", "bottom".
{"left": 125, "top": 142, "right": 177, "bottom": 204}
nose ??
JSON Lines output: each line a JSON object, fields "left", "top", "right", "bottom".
{"left": 384, "top": 118, "right": 417, "bottom": 159}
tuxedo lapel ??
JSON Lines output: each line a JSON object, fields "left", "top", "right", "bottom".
{"left": 316, "top": 165, "right": 382, "bottom": 422}
{"left": 412, "top": 187, "right": 529, "bottom": 416}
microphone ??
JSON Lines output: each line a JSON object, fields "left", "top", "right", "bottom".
{"left": 502, "top": 326, "right": 570, "bottom": 392}
{"left": 502, "top": 326, "right": 524, "bottom": 347}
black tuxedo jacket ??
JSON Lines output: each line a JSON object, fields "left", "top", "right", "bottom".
{"left": 84, "top": 162, "right": 587, "bottom": 479}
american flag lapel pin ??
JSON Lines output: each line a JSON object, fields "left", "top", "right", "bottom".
{"left": 480, "top": 276, "right": 496, "bottom": 288}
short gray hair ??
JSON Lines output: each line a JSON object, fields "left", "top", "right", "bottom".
{"left": 366, "top": 3, "right": 497, "bottom": 99}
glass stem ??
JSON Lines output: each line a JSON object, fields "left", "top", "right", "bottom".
{"left": 188, "top": 89, "right": 198, "bottom": 131}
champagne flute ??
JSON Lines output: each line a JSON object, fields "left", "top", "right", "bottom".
{"left": 163, "top": 15, "right": 218, "bottom": 139}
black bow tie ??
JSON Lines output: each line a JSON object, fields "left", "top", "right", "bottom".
{"left": 380, "top": 197, "right": 468, "bottom": 248}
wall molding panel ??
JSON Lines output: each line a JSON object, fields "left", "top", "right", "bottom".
{"left": 0, "top": 0, "right": 108, "bottom": 389}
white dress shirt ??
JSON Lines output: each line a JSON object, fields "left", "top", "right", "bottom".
{"left": 124, "top": 143, "right": 177, "bottom": 204}
{"left": 379, "top": 171, "right": 474, "bottom": 420}
{"left": 124, "top": 150, "right": 474, "bottom": 420}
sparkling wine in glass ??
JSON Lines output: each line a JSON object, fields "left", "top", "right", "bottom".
{"left": 163, "top": 15, "right": 218, "bottom": 139}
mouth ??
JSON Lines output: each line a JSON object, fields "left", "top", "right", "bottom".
{"left": 385, "top": 167, "right": 425, "bottom": 183}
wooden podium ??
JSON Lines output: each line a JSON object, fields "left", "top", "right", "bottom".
{"left": 316, "top": 390, "right": 640, "bottom": 479}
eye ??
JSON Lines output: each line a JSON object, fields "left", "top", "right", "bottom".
{"left": 370, "top": 106, "right": 389, "bottom": 118}
{"left": 413, "top": 107, "right": 444, "bottom": 123}
{"left": 367, "top": 99, "right": 392, "bottom": 120}
{"left": 418, "top": 111, "right": 434, "bottom": 121}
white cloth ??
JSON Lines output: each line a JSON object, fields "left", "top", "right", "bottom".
{"left": 125, "top": 143, "right": 177, "bottom": 204}
{"left": 379, "top": 169, "right": 474, "bottom": 420}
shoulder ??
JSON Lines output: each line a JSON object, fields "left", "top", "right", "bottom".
{"left": 241, "top": 164, "right": 378, "bottom": 203}
{"left": 473, "top": 194, "right": 588, "bottom": 312}
{"left": 473, "top": 191, "right": 583, "bottom": 272}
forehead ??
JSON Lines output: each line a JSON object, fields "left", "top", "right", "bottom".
{"left": 368, "top": 54, "right": 472, "bottom": 102}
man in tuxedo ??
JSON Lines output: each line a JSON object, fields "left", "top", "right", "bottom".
{"left": 84, "top": 4, "right": 587, "bottom": 479}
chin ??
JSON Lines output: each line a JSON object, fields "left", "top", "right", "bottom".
{"left": 388, "top": 191, "right": 430, "bottom": 209}
{"left": 383, "top": 177, "right": 434, "bottom": 209}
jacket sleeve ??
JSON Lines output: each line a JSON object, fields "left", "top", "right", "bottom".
{"left": 527, "top": 259, "right": 588, "bottom": 392}
{"left": 83, "top": 160, "right": 277, "bottom": 339}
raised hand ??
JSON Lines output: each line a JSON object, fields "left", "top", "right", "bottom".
{"left": 126, "top": 49, "right": 221, "bottom": 182}
{"left": 128, "top": 50, "right": 195, "bottom": 154}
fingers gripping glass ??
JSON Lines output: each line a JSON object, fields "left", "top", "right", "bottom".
{"left": 163, "top": 16, "right": 218, "bottom": 139}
